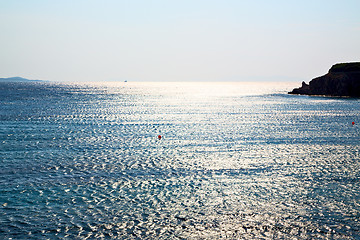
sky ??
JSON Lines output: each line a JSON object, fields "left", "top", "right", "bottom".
{"left": 0, "top": 0, "right": 359, "bottom": 82}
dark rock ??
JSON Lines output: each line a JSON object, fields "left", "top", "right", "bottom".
{"left": 289, "top": 62, "right": 360, "bottom": 97}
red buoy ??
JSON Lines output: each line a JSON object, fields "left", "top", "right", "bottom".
{"left": 158, "top": 135, "right": 162, "bottom": 140}
{"left": 352, "top": 121, "right": 355, "bottom": 125}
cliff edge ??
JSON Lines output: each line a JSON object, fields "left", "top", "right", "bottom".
{"left": 289, "top": 62, "right": 360, "bottom": 97}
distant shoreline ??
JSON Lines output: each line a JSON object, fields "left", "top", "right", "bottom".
{"left": 0, "top": 77, "right": 44, "bottom": 82}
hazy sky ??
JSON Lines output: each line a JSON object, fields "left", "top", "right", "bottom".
{"left": 1, "top": 0, "right": 359, "bottom": 82}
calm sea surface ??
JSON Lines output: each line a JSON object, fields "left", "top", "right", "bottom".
{"left": 1, "top": 81, "right": 360, "bottom": 239}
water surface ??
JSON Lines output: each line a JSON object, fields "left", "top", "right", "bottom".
{"left": 1, "top": 81, "right": 360, "bottom": 239}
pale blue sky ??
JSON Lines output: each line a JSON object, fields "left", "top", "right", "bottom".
{"left": 1, "top": 0, "right": 359, "bottom": 82}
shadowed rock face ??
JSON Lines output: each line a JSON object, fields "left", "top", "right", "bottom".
{"left": 289, "top": 62, "right": 360, "bottom": 97}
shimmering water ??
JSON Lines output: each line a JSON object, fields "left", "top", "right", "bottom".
{"left": 1, "top": 81, "right": 360, "bottom": 239}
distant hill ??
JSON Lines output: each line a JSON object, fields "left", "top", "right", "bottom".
{"left": 0, "top": 77, "right": 43, "bottom": 82}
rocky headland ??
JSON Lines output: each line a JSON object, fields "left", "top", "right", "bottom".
{"left": 289, "top": 62, "right": 360, "bottom": 97}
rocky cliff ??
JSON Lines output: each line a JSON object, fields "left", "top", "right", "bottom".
{"left": 289, "top": 62, "right": 360, "bottom": 97}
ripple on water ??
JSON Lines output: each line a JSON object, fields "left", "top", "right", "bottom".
{"left": 1, "top": 82, "right": 360, "bottom": 239}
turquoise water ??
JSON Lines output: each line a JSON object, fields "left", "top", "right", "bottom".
{"left": 1, "top": 81, "right": 360, "bottom": 239}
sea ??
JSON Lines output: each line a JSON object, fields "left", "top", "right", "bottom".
{"left": 0, "top": 81, "right": 360, "bottom": 239}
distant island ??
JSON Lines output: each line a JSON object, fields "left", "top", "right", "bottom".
{"left": 0, "top": 77, "right": 43, "bottom": 82}
{"left": 289, "top": 62, "right": 360, "bottom": 97}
